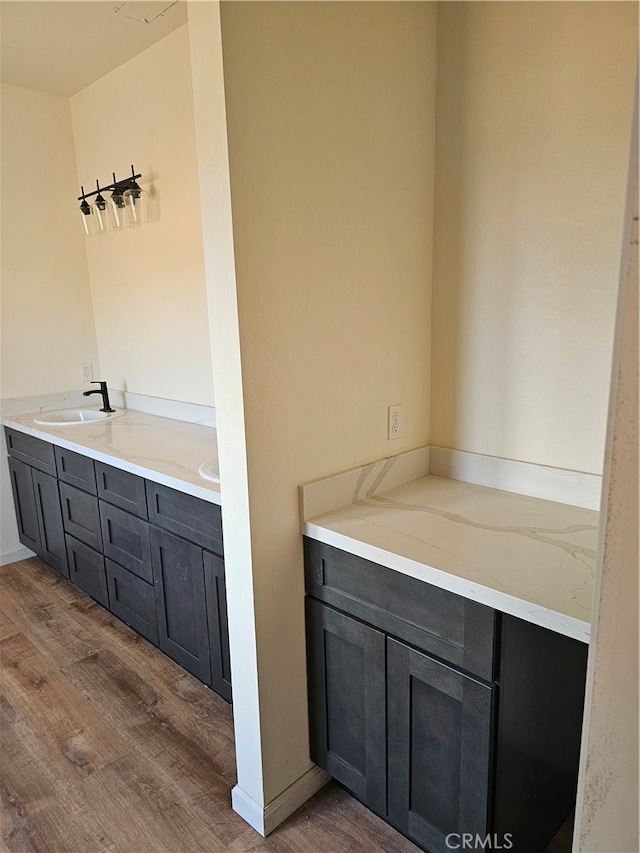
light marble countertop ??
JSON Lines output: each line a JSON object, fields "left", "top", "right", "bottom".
{"left": 304, "top": 474, "right": 599, "bottom": 643}
{"left": 2, "top": 408, "right": 221, "bottom": 505}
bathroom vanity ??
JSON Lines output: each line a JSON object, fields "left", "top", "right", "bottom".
{"left": 3, "top": 411, "right": 230, "bottom": 702}
{"left": 301, "top": 455, "right": 598, "bottom": 853}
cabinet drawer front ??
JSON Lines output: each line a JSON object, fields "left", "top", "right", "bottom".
{"left": 95, "top": 462, "right": 147, "bottom": 518}
{"left": 147, "top": 482, "right": 222, "bottom": 554}
{"left": 106, "top": 559, "right": 158, "bottom": 644}
{"left": 5, "top": 427, "right": 56, "bottom": 476}
{"left": 60, "top": 482, "right": 102, "bottom": 552}
{"left": 387, "top": 639, "right": 493, "bottom": 851}
{"left": 55, "top": 446, "right": 97, "bottom": 494}
{"left": 150, "top": 527, "right": 211, "bottom": 684}
{"left": 7, "top": 456, "right": 40, "bottom": 553}
{"left": 65, "top": 535, "right": 108, "bottom": 607}
{"left": 100, "top": 502, "right": 152, "bottom": 583}
{"left": 304, "top": 538, "right": 496, "bottom": 680}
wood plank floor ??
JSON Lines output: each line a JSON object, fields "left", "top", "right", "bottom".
{"left": 1, "top": 558, "right": 572, "bottom": 853}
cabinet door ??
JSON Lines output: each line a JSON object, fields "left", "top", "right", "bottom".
{"left": 32, "top": 469, "right": 68, "bottom": 578}
{"left": 387, "top": 639, "right": 493, "bottom": 853}
{"left": 7, "top": 457, "right": 40, "bottom": 553}
{"left": 150, "top": 527, "right": 211, "bottom": 684}
{"left": 306, "top": 599, "right": 386, "bottom": 816}
{"left": 203, "top": 551, "right": 232, "bottom": 702}
{"left": 66, "top": 535, "right": 108, "bottom": 608}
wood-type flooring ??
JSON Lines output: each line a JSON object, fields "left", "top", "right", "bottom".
{"left": 1, "top": 558, "right": 572, "bottom": 853}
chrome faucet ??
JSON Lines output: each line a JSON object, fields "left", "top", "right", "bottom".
{"left": 83, "top": 380, "right": 115, "bottom": 412}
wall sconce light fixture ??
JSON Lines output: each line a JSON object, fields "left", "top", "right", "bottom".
{"left": 77, "top": 165, "right": 149, "bottom": 235}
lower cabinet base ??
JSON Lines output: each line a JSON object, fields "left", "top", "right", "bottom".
{"left": 307, "top": 596, "right": 587, "bottom": 853}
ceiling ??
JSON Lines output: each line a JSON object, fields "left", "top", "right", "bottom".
{"left": 1, "top": 1, "right": 188, "bottom": 97}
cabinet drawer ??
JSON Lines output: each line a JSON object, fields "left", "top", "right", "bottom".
{"left": 60, "top": 482, "right": 102, "bottom": 552}
{"left": 55, "top": 446, "right": 97, "bottom": 494}
{"left": 106, "top": 559, "right": 158, "bottom": 645}
{"left": 95, "top": 462, "right": 147, "bottom": 518}
{"left": 100, "top": 501, "right": 152, "bottom": 583}
{"left": 66, "top": 535, "right": 108, "bottom": 608}
{"left": 5, "top": 427, "right": 56, "bottom": 476}
{"left": 304, "top": 538, "right": 496, "bottom": 681}
{"left": 147, "top": 481, "right": 222, "bottom": 554}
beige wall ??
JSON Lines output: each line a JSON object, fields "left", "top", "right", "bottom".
{"left": 70, "top": 26, "right": 214, "bottom": 406}
{"left": 218, "top": 0, "right": 436, "bottom": 804}
{"left": 431, "top": 2, "right": 637, "bottom": 474}
{"left": 1, "top": 84, "right": 99, "bottom": 398}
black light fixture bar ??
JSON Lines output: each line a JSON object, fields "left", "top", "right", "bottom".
{"left": 77, "top": 166, "right": 142, "bottom": 201}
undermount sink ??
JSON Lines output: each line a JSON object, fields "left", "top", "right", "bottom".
{"left": 33, "top": 409, "right": 116, "bottom": 426}
{"left": 198, "top": 458, "right": 220, "bottom": 483}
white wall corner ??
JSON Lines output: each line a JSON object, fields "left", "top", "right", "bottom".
{"left": 232, "top": 765, "right": 330, "bottom": 837}
{"left": 1, "top": 545, "right": 36, "bottom": 567}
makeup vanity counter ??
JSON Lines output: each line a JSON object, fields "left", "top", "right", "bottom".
{"left": 302, "top": 469, "right": 598, "bottom": 643}
{"left": 1, "top": 407, "right": 220, "bottom": 504}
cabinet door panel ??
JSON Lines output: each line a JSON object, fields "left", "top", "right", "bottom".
{"left": 32, "top": 469, "right": 68, "bottom": 578}
{"left": 95, "top": 462, "right": 147, "bottom": 518}
{"left": 55, "top": 446, "right": 97, "bottom": 494}
{"left": 146, "top": 481, "right": 222, "bottom": 554}
{"left": 150, "top": 527, "right": 211, "bottom": 684}
{"left": 5, "top": 427, "right": 56, "bottom": 476}
{"left": 106, "top": 559, "right": 158, "bottom": 645}
{"left": 306, "top": 599, "right": 386, "bottom": 816}
{"left": 387, "top": 639, "right": 493, "bottom": 853}
{"left": 65, "top": 535, "right": 108, "bottom": 608}
{"left": 203, "top": 551, "right": 231, "bottom": 701}
{"left": 60, "top": 482, "right": 102, "bottom": 552}
{"left": 7, "top": 457, "right": 39, "bottom": 553}
{"left": 100, "top": 502, "right": 152, "bottom": 582}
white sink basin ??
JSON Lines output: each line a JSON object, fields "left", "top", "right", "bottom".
{"left": 33, "top": 409, "right": 115, "bottom": 426}
{"left": 198, "top": 458, "right": 220, "bottom": 483}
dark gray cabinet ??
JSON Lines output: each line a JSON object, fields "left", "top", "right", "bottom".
{"left": 100, "top": 500, "right": 152, "bottom": 582}
{"left": 387, "top": 639, "right": 493, "bottom": 850}
{"left": 204, "top": 551, "right": 232, "bottom": 702}
{"left": 106, "top": 558, "right": 159, "bottom": 645}
{"left": 305, "top": 537, "right": 588, "bottom": 853}
{"left": 5, "top": 426, "right": 231, "bottom": 703}
{"left": 7, "top": 456, "right": 40, "bottom": 553}
{"left": 306, "top": 598, "right": 386, "bottom": 816}
{"left": 66, "top": 534, "right": 108, "bottom": 607}
{"left": 150, "top": 527, "right": 211, "bottom": 684}
{"left": 8, "top": 456, "right": 68, "bottom": 578}
{"left": 59, "top": 481, "right": 102, "bottom": 552}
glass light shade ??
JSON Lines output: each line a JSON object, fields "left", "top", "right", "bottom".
{"left": 107, "top": 193, "right": 128, "bottom": 230}
{"left": 91, "top": 195, "right": 109, "bottom": 234}
{"left": 78, "top": 200, "right": 94, "bottom": 236}
{"left": 123, "top": 185, "right": 149, "bottom": 226}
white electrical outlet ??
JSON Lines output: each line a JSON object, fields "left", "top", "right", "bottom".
{"left": 388, "top": 404, "right": 403, "bottom": 440}
{"left": 80, "top": 363, "right": 93, "bottom": 383}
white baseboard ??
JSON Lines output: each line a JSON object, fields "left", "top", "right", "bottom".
{"left": 1, "top": 545, "right": 36, "bottom": 567}
{"left": 232, "top": 764, "right": 330, "bottom": 837}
